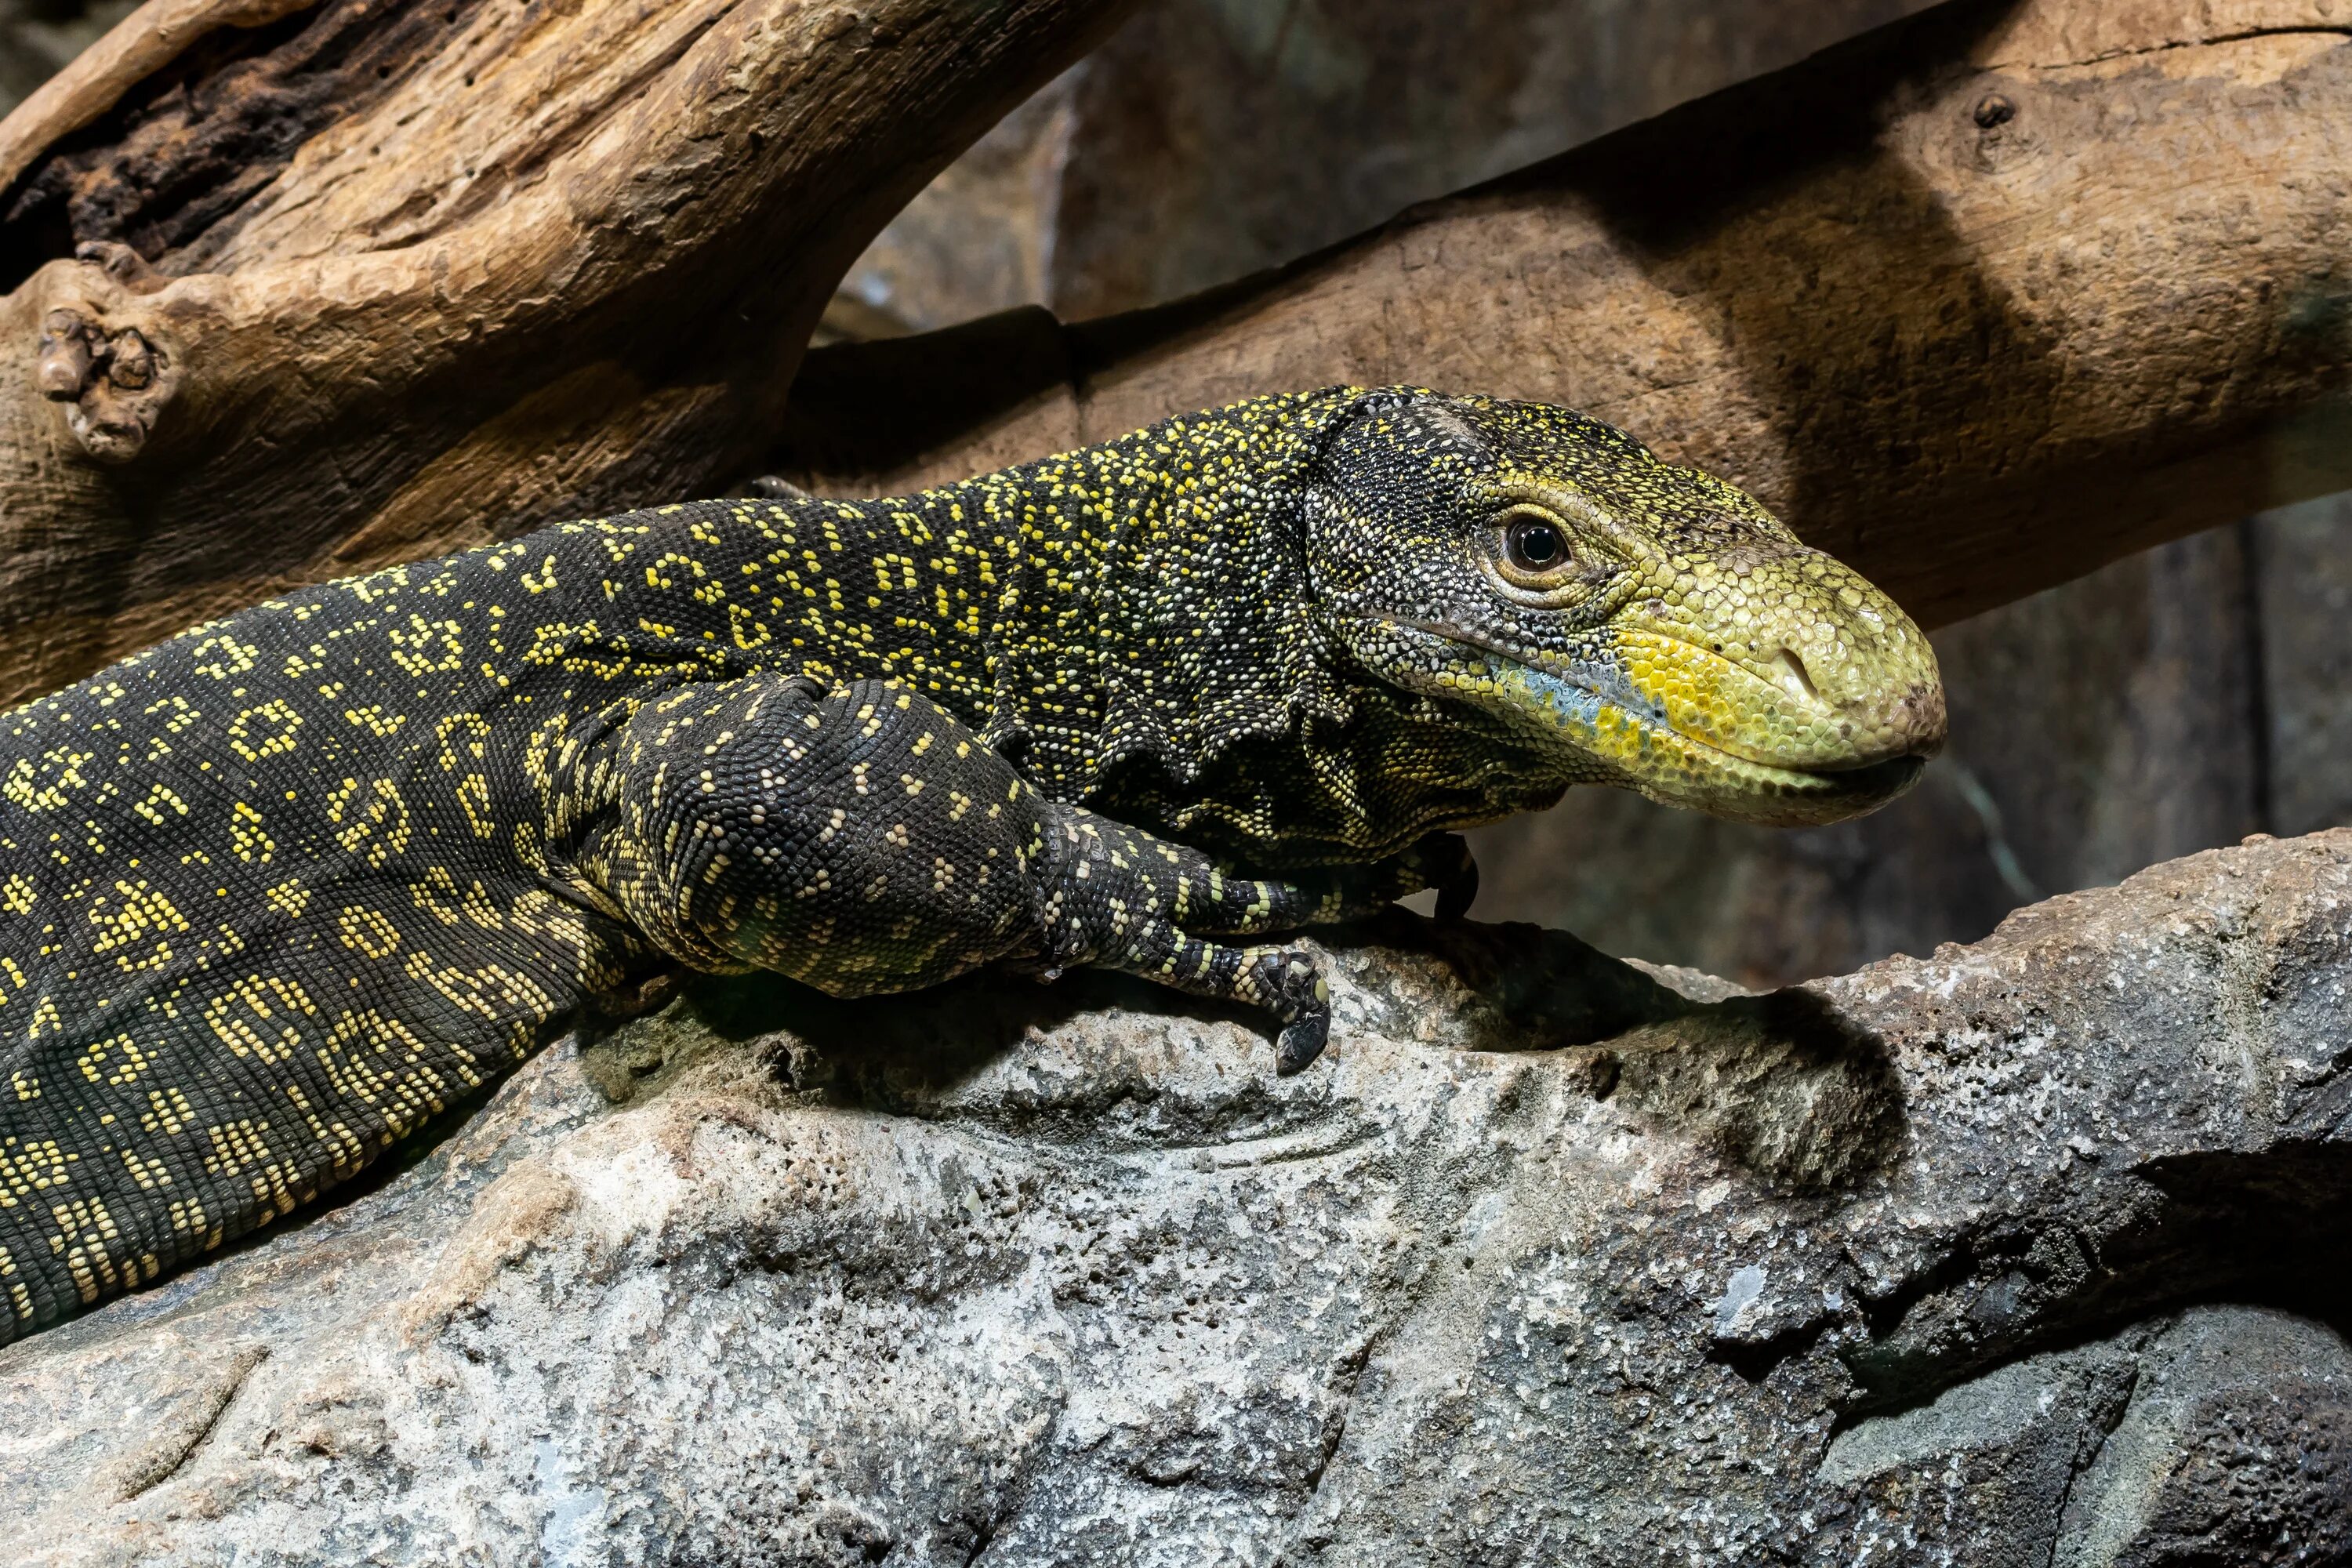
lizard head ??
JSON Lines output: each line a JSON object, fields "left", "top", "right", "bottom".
{"left": 1305, "top": 391, "right": 1945, "bottom": 826}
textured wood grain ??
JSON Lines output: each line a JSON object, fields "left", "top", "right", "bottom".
{"left": 775, "top": 0, "right": 2352, "bottom": 630}
{"left": 0, "top": 0, "right": 1138, "bottom": 705}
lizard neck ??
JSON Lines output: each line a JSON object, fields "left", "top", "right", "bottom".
{"left": 710, "top": 386, "right": 1570, "bottom": 865}
{"left": 936, "top": 387, "right": 1570, "bottom": 864}
{"left": 942, "top": 388, "right": 1366, "bottom": 809}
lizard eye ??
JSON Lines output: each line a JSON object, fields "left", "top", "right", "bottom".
{"left": 1480, "top": 501, "right": 1620, "bottom": 608}
{"left": 1485, "top": 504, "right": 1585, "bottom": 595}
{"left": 1504, "top": 515, "right": 1566, "bottom": 572}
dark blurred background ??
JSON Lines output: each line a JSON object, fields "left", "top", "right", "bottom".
{"left": 9, "top": 0, "right": 2347, "bottom": 989}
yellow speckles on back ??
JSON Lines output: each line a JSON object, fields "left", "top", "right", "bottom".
{"left": 263, "top": 878, "right": 311, "bottom": 920}
{"left": 0, "top": 1133, "right": 73, "bottom": 1205}
{"left": 204, "top": 974, "right": 320, "bottom": 1064}
{"left": 84, "top": 879, "right": 192, "bottom": 972}
{"left": 140, "top": 1086, "right": 194, "bottom": 1138}
{"left": 343, "top": 703, "right": 408, "bottom": 738}
{"left": 415, "top": 956, "right": 553, "bottom": 1042}
{"left": 229, "top": 800, "right": 277, "bottom": 865}
{"left": 130, "top": 781, "right": 191, "bottom": 826}
{"left": 282, "top": 1081, "right": 367, "bottom": 1174}
{"left": 328, "top": 778, "right": 412, "bottom": 867}
{"left": 143, "top": 692, "right": 201, "bottom": 735}
{"left": 165, "top": 1194, "right": 209, "bottom": 1242}
{"left": 316, "top": 1010, "right": 448, "bottom": 1135}
{"left": 336, "top": 904, "right": 403, "bottom": 959}
{"left": 412, "top": 865, "right": 503, "bottom": 930}
{"left": 226, "top": 699, "right": 304, "bottom": 763}
{"left": 387, "top": 615, "right": 466, "bottom": 678}
{"left": 0, "top": 1247, "right": 27, "bottom": 1323}
{"left": 119, "top": 1146, "right": 171, "bottom": 1191}
{"left": 201, "top": 1120, "right": 297, "bottom": 1219}
{"left": 436, "top": 714, "right": 500, "bottom": 840}
{"left": 77, "top": 1032, "right": 150, "bottom": 1088}
{"left": 645, "top": 552, "right": 717, "bottom": 604}
{"left": 48, "top": 1196, "right": 122, "bottom": 1303}
{"left": 0, "top": 877, "right": 31, "bottom": 915}
{"left": 187, "top": 633, "right": 260, "bottom": 681}
{"left": 4, "top": 746, "right": 93, "bottom": 813}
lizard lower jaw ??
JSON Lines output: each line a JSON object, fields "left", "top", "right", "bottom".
{"left": 1348, "top": 615, "right": 1935, "bottom": 825}
{"left": 1716, "top": 750, "right": 1928, "bottom": 819}
{"left": 1472, "top": 641, "right": 1933, "bottom": 824}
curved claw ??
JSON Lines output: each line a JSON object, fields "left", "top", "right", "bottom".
{"left": 1251, "top": 948, "right": 1332, "bottom": 1074}
{"left": 1275, "top": 1010, "right": 1330, "bottom": 1075}
{"left": 1434, "top": 851, "right": 1479, "bottom": 921}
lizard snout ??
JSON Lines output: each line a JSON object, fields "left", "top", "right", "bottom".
{"left": 1751, "top": 637, "right": 1946, "bottom": 771}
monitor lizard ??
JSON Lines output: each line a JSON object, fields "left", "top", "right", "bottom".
{"left": 0, "top": 387, "right": 1944, "bottom": 1345}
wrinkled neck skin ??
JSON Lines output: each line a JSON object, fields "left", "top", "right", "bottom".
{"left": 730, "top": 390, "right": 1563, "bottom": 866}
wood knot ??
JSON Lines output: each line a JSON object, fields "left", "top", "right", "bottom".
{"left": 35, "top": 303, "right": 176, "bottom": 463}
{"left": 74, "top": 240, "right": 166, "bottom": 294}
{"left": 34, "top": 310, "right": 94, "bottom": 399}
{"left": 1973, "top": 93, "right": 2017, "bottom": 129}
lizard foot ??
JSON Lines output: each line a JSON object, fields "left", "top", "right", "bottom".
{"left": 1276, "top": 1014, "right": 1330, "bottom": 1075}
{"left": 1256, "top": 949, "right": 1333, "bottom": 1074}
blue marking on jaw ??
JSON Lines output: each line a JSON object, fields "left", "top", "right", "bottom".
{"left": 1490, "top": 659, "right": 1654, "bottom": 754}
{"left": 1512, "top": 663, "right": 1605, "bottom": 732}
{"left": 1457, "top": 636, "right": 1666, "bottom": 739}
{"left": 1374, "top": 615, "right": 1662, "bottom": 749}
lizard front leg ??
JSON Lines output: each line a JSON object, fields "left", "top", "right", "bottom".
{"left": 579, "top": 676, "right": 1454, "bottom": 1071}
{"left": 1027, "top": 813, "right": 1479, "bottom": 1069}
{"left": 1142, "top": 826, "right": 1479, "bottom": 938}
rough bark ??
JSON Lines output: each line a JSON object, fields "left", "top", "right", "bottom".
{"left": 775, "top": 0, "right": 2352, "bottom": 630}
{"left": 832, "top": 0, "right": 1936, "bottom": 334}
{"left": 0, "top": 0, "right": 1138, "bottom": 706}
{"left": 5, "top": 829, "right": 2351, "bottom": 1564}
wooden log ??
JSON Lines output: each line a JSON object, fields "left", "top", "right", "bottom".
{"left": 774, "top": 0, "right": 2352, "bottom": 630}
{"left": 0, "top": 0, "right": 1138, "bottom": 705}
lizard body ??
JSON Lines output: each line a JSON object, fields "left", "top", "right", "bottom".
{"left": 0, "top": 387, "right": 1942, "bottom": 1343}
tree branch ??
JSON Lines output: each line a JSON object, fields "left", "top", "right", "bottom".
{"left": 0, "top": 0, "right": 1139, "bottom": 705}
{"left": 773, "top": 0, "right": 2352, "bottom": 630}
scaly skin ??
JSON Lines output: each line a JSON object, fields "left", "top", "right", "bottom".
{"left": 0, "top": 387, "right": 1941, "bottom": 1343}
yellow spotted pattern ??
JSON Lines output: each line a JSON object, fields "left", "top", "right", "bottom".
{"left": 0, "top": 386, "right": 1941, "bottom": 1345}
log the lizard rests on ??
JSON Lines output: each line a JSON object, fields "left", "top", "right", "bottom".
{"left": 0, "top": 386, "right": 1945, "bottom": 1345}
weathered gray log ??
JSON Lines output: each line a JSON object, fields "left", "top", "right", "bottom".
{"left": 775, "top": 0, "right": 2352, "bottom": 630}
{"left": 0, "top": 0, "right": 1138, "bottom": 706}
{"left": 4, "top": 829, "right": 2350, "bottom": 1564}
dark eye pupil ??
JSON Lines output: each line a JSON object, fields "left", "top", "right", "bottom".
{"left": 1507, "top": 518, "right": 1564, "bottom": 571}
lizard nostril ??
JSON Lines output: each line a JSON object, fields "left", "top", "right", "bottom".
{"left": 1772, "top": 648, "right": 1820, "bottom": 705}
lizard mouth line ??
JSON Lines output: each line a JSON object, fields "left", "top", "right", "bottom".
{"left": 1377, "top": 616, "right": 1928, "bottom": 792}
